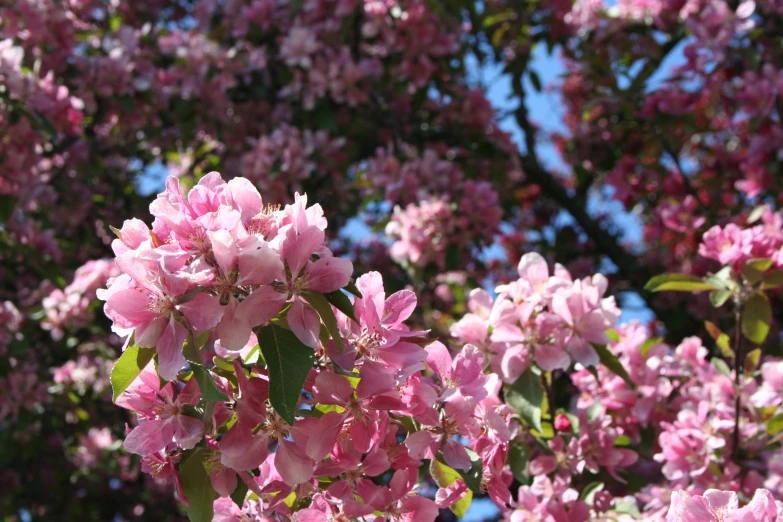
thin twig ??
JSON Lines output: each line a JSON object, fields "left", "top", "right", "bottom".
{"left": 732, "top": 303, "right": 744, "bottom": 458}
{"left": 542, "top": 372, "right": 556, "bottom": 423}
{"left": 662, "top": 141, "right": 709, "bottom": 213}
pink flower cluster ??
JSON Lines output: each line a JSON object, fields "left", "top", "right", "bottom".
{"left": 364, "top": 145, "right": 465, "bottom": 205}
{"left": 440, "top": 248, "right": 783, "bottom": 520}
{"left": 239, "top": 125, "right": 345, "bottom": 204}
{"left": 699, "top": 207, "right": 783, "bottom": 270}
{"left": 386, "top": 197, "right": 456, "bottom": 269}
{"left": 384, "top": 183, "right": 501, "bottom": 271}
{"left": 452, "top": 252, "right": 620, "bottom": 383}
{"left": 0, "top": 300, "right": 22, "bottom": 355}
{"left": 102, "top": 173, "right": 515, "bottom": 520}
{"left": 0, "top": 361, "right": 49, "bottom": 424}
{"left": 42, "top": 259, "right": 119, "bottom": 340}
{"left": 100, "top": 172, "right": 354, "bottom": 380}
{"left": 51, "top": 354, "right": 112, "bottom": 396}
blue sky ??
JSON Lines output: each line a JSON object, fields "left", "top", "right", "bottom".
{"left": 473, "top": 39, "right": 688, "bottom": 326}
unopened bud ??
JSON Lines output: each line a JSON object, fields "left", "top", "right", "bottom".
{"left": 554, "top": 413, "right": 572, "bottom": 432}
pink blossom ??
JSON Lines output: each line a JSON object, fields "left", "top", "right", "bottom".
{"left": 549, "top": 274, "right": 619, "bottom": 368}
{"left": 750, "top": 361, "right": 783, "bottom": 408}
{"left": 666, "top": 489, "right": 779, "bottom": 521}
{"left": 117, "top": 367, "right": 205, "bottom": 457}
{"left": 280, "top": 27, "right": 319, "bottom": 69}
{"left": 699, "top": 224, "right": 745, "bottom": 266}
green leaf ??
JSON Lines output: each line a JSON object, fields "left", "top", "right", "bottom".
{"left": 482, "top": 10, "right": 516, "bottom": 27}
{"left": 506, "top": 368, "right": 545, "bottom": 433}
{"left": 324, "top": 290, "right": 358, "bottom": 324}
{"left": 704, "top": 321, "right": 733, "bottom": 359}
{"left": 587, "top": 400, "right": 602, "bottom": 422}
{"left": 451, "top": 491, "right": 472, "bottom": 519}
{"left": 244, "top": 344, "right": 261, "bottom": 365}
{"left": 614, "top": 435, "right": 632, "bottom": 446}
{"left": 109, "top": 15, "right": 123, "bottom": 32}
{"left": 213, "top": 356, "right": 235, "bottom": 373}
{"left": 398, "top": 415, "right": 417, "bottom": 435}
{"left": 255, "top": 323, "right": 314, "bottom": 425}
{"left": 344, "top": 280, "right": 362, "bottom": 298}
{"left": 745, "top": 348, "right": 762, "bottom": 376}
{"left": 314, "top": 403, "right": 345, "bottom": 415}
{"left": 32, "top": 109, "right": 57, "bottom": 137}
{"left": 748, "top": 205, "right": 767, "bottom": 224}
{"left": 639, "top": 337, "right": 663, "bottom": 358}
{"left": 742, "top": 258, "right": 774, "bottom": 284}
{"left": 767, "top": 413, "right": 783, "bottom": 435}
{"left": 613, "top": 499, "right": 642, "bottom": 518}
{"left": 644, "top": 274, "right": 717, "bottom": 292}
{"left": 190, "top": 363, "right": 229, "bottom": 402}
{"left": 762, "top": 270, "right": 783, "bottom": 290}
{"left": 230, "top": 480, "right": 248, "bottom": 508}
{"left": 182, "top": 334, "right": 201, "bottom": 363}
{"left": 703, "top": 266, "right": 735, "bottom": 290}
{"left": 605, "top": 328, "right": 620, "bottom": 342}
{"left": 438, "top": 448, "right": 483, "bottom": 494}
{"left": 154, "top": 354, "right": 167, "bottom": 389}
{"left": 710, "top": 289, "right": 735, "bottom": 308}
{"left": 429, "top": 457, "right": 462, "bottom": 488}
{"left": 0, "top": 194, "right": 16, "bottom": 222}
{"left": 711, "top": 357, "right": 731, "bottom": 378}
{"left": 594, "top": 344, "right": 634, "bottom": 388}
{"left": 180, "top": 448, "right": 218, "bottom": 522}
{"left": 429, "top": 458, "right": 472, "bottom": 517}
{"left": 715, "top": 334, "right": 733, "bottom": 359}
{"left": 531, "top": 422, "right": 555, "bottom": 439}
{"left": 529, "top": 70, "right": 542, "bottom": 92}
{"left": 507, "top": 442, "right": 530, "bottom": 484}
{"left": 742, "top": 291, "right": 771, "bottom": 345}
{"left": 579, "top": 481, "right": 604, "bottom": 503}
{"left": 305, "top": 292, "right": 344, "bottom": 352}
{"left": 111, "top": 344, "right": 155, "bottom": 402}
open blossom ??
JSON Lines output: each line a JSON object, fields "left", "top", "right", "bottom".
{"left": 330, "top": 270, "right": 426, "bottom": 374}
{"left": 547, "top": 274, "right": 619, "bottom": 368}
{"left": 275, "top": 210, "right": 353, "bottom": 347}
{"left": 73, "top": 427, "right": 116, "bottom": 468}
{"left": 750, "top": 361, "right": 783, "bottom": 408}
{"left": 666, "top": 489, "right": 780, "bottom": 521}
{"left": 658, "top": 195, "right": 706, "bottom": 233}
{"left": 117, "top": 366, "right": 205, "bottom": 457}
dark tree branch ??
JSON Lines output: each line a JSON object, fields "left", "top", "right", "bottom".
{"left": 627, "top": 33, "right": 685, "bottom": 94}
{"left": 662, "top": 141, "right": 710, "bottom": 213}
{"left": 508, "top": 65, "right": 692, "bottom": 339}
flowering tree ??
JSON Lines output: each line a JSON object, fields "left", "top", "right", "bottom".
{"left": 3, "top": 0, "right": 783, "bottom": 521}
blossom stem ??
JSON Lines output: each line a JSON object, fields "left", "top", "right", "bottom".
{"left": 732, "top": 304, "right": 744, "bottom": 459}
{"left": 542, "top": 372, "right": 556, "bottom": 424}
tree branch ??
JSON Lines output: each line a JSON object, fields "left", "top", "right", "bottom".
{"left": 509, "top": 66, "right": 691, "bottom": 339}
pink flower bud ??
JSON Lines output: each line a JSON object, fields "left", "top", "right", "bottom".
{"left": 554, "top": 413, "right": 572, "bottom": 432}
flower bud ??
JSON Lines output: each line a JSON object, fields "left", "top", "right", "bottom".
{"left": 554, "top": 413, "right": 572, "bottom": 432}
